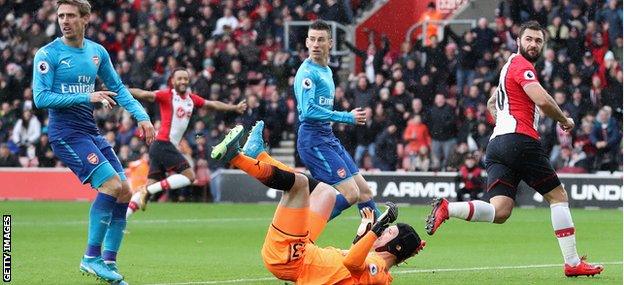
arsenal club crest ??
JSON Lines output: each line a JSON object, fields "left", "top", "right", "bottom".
{"left": 337, "top": 168, "right": 346, "bottom": 178}
{"left": 92, "top": 56, "right": 100, "bottom": 66}
{"left": 87, "top": 153, "right": 99, "bottom": 165}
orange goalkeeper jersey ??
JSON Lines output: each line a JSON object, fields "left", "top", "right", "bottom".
{"left": 298, "top": 235, "right": 393, "bottom": 284}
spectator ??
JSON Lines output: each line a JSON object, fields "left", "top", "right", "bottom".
{"left": 0, "top": 143, "right": 19, "bottom": 167}
{"left": 34, "top": 133, "right": 56, "bottom": 167}
{"left": 374, "top": 124, "right": 399, "bottom": 171}
{"left": 471, "top": 17, "right": 497, "bottom": 56}
{"left": 354, "top": 107, "right": 377, "bottom": 167}
{"left": 590, "top": 107, "right": 622, "bottom": 172}
{"left": 402, "top": 114, "right": 431, "bottom": 159}
{"left": 11, "top": 109, "right": 40, "bottom": 156}
{"left": 456, "top": 155, "right": 483, "bottom": 202}
{"left": 213, "top": 8, "right": 239, "bottom": 36}
{"left": 404, "top": 145, "right": 431, "bottom": 172}
{"left": 344, "top": 31, "right": 389, "bottom": 83}
{"left": 425, "top": 94, "right": 457, "bottom": 170}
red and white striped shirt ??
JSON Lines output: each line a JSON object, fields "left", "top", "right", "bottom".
{"left": 491, "top": 53, "right": 541, "bottom": 140}
{"left": 154, "top": 88, "right": 205, "bottom": 146}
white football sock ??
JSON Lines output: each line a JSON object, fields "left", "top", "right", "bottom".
{"left": 448, "top": 200, "right": 495, "bottom": 222}
{"left": 147, "top": 174, "right": 192, "bottom": 194}
{"left": 125, "top": 192, "right": 142, "bottom": 218}
{"left": 550, "top": 202, "right": 581, "bottom": 266}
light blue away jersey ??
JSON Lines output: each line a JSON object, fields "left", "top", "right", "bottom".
{"left": 294, "top": 58, "right": 354, "bottom": 146}
{"left": 32, "top": 38, "right": 149, "bottom": 140}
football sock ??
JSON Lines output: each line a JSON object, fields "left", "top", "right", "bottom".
{"left": 231, "top": 153, "right": 295, "bottom": 191}
{"left": 257, "top": 151, "right": 294, "bottom": 172}
{"left": 85, "top": 192, "right": 116, "bottom": 258}
{"left": 126, "top": 194, "right": 141, "bottom": 218}
{"left": 103, "top": 202, "right": 128, "bottom": 263}
{"left": 448, "top": 200, "right": 495, "bottom": 222}
{"left": 146, "top": 174, "right": 191, "bottom": 194}
{"left": 329, "top": 193, "right": 350, "bottom": 221}
{"left": 357, "top": 199, "right": 382, "bottom": 221}
{"left": 550, "top": 202, "right": 581, "bottom": 266}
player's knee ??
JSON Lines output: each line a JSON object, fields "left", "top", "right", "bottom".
{"left": 341, "top": 186, "right": 359, "bottom": 205}
{"left": 117, "top": 182, "right": 132, "bottom": 202}
{"left": 544, "top": 185, "right": 568, "bottom": 204}
{"left": 493, "top": 208, "right": 512, "bottom": 224}
{"left": 292, "top": 173, "right": 309, "bottom": 193}
{"left": 184, "top": 171, "right": 196, "bottom": 183}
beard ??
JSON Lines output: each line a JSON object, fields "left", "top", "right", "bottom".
{"left": 519, "top": 43, "right": 541, "bottom": 63}
{"left": 174, "top": 84, "right": 187, "bottom": 94}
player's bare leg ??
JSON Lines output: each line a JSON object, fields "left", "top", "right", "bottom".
{"left": 543, "top": 185, "right": 603, "bottom": 277}
{"left": 353, "top": 173, "right": 381, "bottom": 219}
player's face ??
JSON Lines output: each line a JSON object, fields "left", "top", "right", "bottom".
{"left": 306, "top": 29, "right": 332, "bottom": 62}
{"left": 517, "top": 29, "right": 544, "bottom": 63}
{"left": 172, "top": 70, "right": 190, "bottom": 93}
{"left": 372, "top": 225, "right": 399, "bottom": 250}
{"left": 57, "top": 4, "right": 88, "bottom": 40}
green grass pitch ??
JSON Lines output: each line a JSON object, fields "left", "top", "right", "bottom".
{"left": 2, "top": 201, "right": 622, "bottom": 284}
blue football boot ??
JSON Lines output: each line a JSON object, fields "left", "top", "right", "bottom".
{"left": 242, "top": 121, "right": 266, "bottom": 159}
{"left": 79, "top": 256, "right": 123, "bottom": 282}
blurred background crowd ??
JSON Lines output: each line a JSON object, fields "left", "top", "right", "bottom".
{"left": 0, "top": 0, "right": 621, "bottom": 200}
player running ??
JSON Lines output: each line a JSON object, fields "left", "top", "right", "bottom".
{"left": 425, "top": 21, "right": 603, "bottom": 277}
{"left": 32, "top": 0, "right": 155, "bottom": 283}
{"left": 125, "top": 68, "right": 247, "bottom": 217}
{"left": 211, "top": 125, "right": 425, "bottom": 284}
{"left": 294, "top": 20, "right": 381, "bottom": 223}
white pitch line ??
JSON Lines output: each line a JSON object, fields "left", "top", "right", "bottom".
{"left": 143, "top": 261, "right": 623, "bottom": 285}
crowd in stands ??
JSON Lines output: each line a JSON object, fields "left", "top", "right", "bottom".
{"left": 0, "top": 0, "right": 621, "bottom": 197}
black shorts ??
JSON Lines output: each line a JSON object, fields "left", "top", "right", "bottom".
{"left": 483, "top": 133, "right": 561, "bottom": 201}
{"left": 148, "top": 140, "right": 190, "bottom": 181}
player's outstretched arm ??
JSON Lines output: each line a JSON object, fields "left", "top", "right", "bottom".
{"left": 343, "top": 203, "right": 398, "bottom": 273}
{"left": 523, "top": 82, "right": 574, "bottom": 131}
{"left": 128, "top": 88, "right": 156, "bottom": 102}
{"left": 203, "top": 99, "right": 247, "bottom": 114}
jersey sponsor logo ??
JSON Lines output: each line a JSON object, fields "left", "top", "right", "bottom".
{"left": 37, "top": 61, "right": 49, "bottom": 74}
{"left": 302, "top": 78, "right": 313, "bottom": 89}
{"left": 87, "top": 153, "right": 99, "bottom": 165}
{"left": 337, "top": 168, "right": 346, "bottom": 178}
{"left": 318, "top": 96, "right": 333, "bottom": 106}
{"left": 523, "top": 70, "right": 535, "bottom": 80}
{"left": 369, "top": 263, "right": 378, "bottom": 275}
{"left": 175, "top": 107, "right": 191, "bottom": 118}
{"left": 92, "top": 56, "right": 99, "bottom": 66}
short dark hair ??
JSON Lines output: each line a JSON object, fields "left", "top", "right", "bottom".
{"left": 56, "top": 0, "right": 91, "bottom": 16}
{"left": 518, "top": 20, "right": 546, "bottom": 39}
{"left": 308, "top": 20, "right": 332, "bottom": 38}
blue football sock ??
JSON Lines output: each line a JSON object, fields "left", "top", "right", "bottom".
{"left": 103, "top": 202, "right": 128, "bottom": 262}
{"left": 329, "top": 193, "right": 351, "bottom": 221}
{"left": 85, "top": 192, "right": 117, "bottom": 257}
{"left": 357, "top": 199, "right": 382, "bottom": 220}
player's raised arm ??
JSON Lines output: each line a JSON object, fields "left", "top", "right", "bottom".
{"left": 523, "top": 82, "right": 574, "bottom": 131}
{"left": 343, "top": 203, "right": 398, "bottom": 273}
{"left": 128, "top": 88, "right": 156, "bottom": 102}
{"left": 203, "top": 99, "right": 247, "bottom": 114}
{"left": 96, "top": 47, "right": 155, "bottom": 144}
